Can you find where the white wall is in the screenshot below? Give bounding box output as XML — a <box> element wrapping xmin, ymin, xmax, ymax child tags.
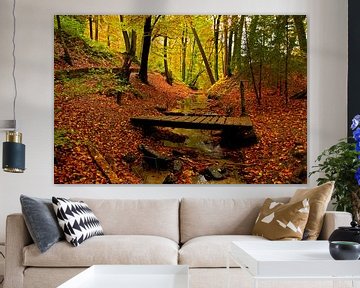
<box><xmin>0</xmin><ymin>0</ymin><xmax>348</xmax><ymax>242</ymax></box>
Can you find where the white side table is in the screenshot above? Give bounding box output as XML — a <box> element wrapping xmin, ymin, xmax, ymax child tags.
<box><xmin>228</xmin><ymin>240</ymin><xmax>360</xmax><ymax>288</ymax></box>
<box><xmin>58</xmin><ymin>265</ymin><xmax>189</xmax><ymax>288</ymax></box>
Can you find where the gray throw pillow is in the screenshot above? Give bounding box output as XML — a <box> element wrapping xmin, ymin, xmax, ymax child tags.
<box><xmin>20</xmin><ymin>195</ymin><xmax>64</xmax><ymax>253</ymax></box>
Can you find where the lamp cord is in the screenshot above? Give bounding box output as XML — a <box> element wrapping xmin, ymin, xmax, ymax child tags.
<box><xmin>11</xmin><ymin>0</ymin><xmax>17</xmax><ymax>129</ymax></box>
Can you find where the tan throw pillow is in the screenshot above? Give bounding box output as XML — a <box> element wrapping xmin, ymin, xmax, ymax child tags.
<box><xmin>289</xmin><ymin>181</ymin><xmax>334</xmax><ymax>240</ymax></box>
<box><xmin>252</xmin><ymin>198</ymin><xmax>310</xmax><ymax>240</ymax></box>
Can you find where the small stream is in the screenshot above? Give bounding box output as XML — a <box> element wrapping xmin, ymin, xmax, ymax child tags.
<box><xmin>164</xmin><ymin>93</ymin><xmax>222</xmax><ymax>156</ymax></box>
<box><xmin>163</xmin><ymin>128</ymin><xmax>222</xmax><ymax>157</ymax></box>
<box><xmin>139</xmin><ymin>92</ymin><xmax>244</xmax><ymax>184</ymax></box>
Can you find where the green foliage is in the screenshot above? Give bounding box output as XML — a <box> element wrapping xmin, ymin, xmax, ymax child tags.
<box><xmin>114</xmin><ymin>78</ymin><xmax>132</xmax><ymax>94</ymax></box>
<box><xmin>55</xmin><ymin>15</ymin><xmax>114</xmax><ymax>61</ymax></box>
<box><xmin>56</xmin><ymin>70</ymin><xmax>143</xmax><ymax>100</ymax></box>
<box><xmin>56</xmin><ymin>70</ymin><xmax>119</xmax><ymax>99</ymax></box>
<box><xmin>115</xmin><ymin>78</ymin><xmax>145</xmax><ymax>99</ymax></box>
<box><xmin>87</xmin><ymin>41</ymin><xmax>114</xmax><ymax>60</ymax></box>
<box><xmin>57</xmin><ymin>76</ymin><xmax>95</xmax><ymax>99</ymax></box>
<box><xmin>54</xmin><ymin>129</ymin><xmax>73</xmax><ymax>148</ymax></box>
<box><xmin>54</xmin><ymin>14</ymin><xmax>307</xmax><ymax>91</ymax></box>
<box><xmin>310</xmin><ymin>139</ymin><xmax>360</xmax><ymax>212</ymax></box>
<box><xmin>54</xmin><ymin>16</ymin><xmax>86</xmax><ymax>39</ymax></box>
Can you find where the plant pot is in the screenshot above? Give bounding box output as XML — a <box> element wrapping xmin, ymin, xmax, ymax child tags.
<box><xmin>329</xmin><ymin>221</ymin><xmax>360</xmax><ymax>244</ymax></box>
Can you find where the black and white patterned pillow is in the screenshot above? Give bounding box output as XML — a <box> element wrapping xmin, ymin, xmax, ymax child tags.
<box><xmin>52</xmin><ymin>197</ymin><xmax>104</xmax><ymax>247</ymax></box>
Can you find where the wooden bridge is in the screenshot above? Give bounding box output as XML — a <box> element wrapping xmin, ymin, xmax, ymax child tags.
<box><xmin>130</xmin><ymin>115</ymin><xmax>253</xmax><ymax>130</ymax></box>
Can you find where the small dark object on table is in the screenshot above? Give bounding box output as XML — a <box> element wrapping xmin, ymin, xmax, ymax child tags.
<box><xmin>329</xmin><ymin>241</ymin><xmax>360</xmax><ymax>260</ymax></box>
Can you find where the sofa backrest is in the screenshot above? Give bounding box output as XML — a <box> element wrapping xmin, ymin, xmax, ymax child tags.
<box><xmin>73</xmin><ymin>198</ymin><xmax>180</xmax><ymax>243</ymax></box>
<box><xmin>180</xmin><ymin>197</ymin><xmax>289</xmax><ymax>243</ymax></box>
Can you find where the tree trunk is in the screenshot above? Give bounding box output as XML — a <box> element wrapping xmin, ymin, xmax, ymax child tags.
<box><xmin>275</xmin><ymin>16</ymin><xmax>284</xmax><ymax>96</ymax></box>
<box><xmin>119</xmin><ymin>16</ymin><xmax>137</xmax><ymax>56</ymax></box>
<box><xmin>244</xmin><ymin>17</ymin><xmax>260</xmax><ymax>105</ymax></box>
<box><xmin>240</xmin><ymin>80</ymin><xmax>246</xmax><ymax>115</ymax></box>
<box><xmin>227</xmin><ymin>16</ymin><xmax>235</xmax><ymax>77</ymax></box>
<box><xmin>188</xmin><ymin>70</ymin><xmax>204</xmax><ymax>90</ymax></box>
<box><xmin>228</xmin><ymin>30</ymin><xmax>233</xmax><ymax>76</ymax></box>
<box><xmin>95</xmin><ymin>15</ymin><xmax>99</xmax><ymax>41</ymax></box>
<box><xmin>214</xmin><ymin>15</ymin><xmax>221</xmax><ymax>81</ymax></box>
<box><xmin>293</xmin><ymin>15</ymin><xmax>307</xmax><ymax>54</ymax></box>
<box><xmin>139</xmin><ymin>16</ymin><xmax>153</xmax><ymax>84</ymax></box>
<box><xmin>89</xmin><ymin>16</ymin><xmax>93</xmax><ymax>40</ymax></box>
<box><xmin>118</xmin><ymin>16</ymin><xmax>137</xmax><ymax>83</ymax></box>
<box><xmin>119</xmin><ymin>54</ymin><xmax>132</xmax><ymax>83</ymax></box>
<box><xmin>248</xmin><ymin>16</ymin><xmax>259</xmax><ymax>48</ymax></box>
<box><xmin>181</xmin><ymin>28</ymin><xmax>187</xmax><ymax>82</ymax></box>
<box><xmin>284</xmin><ymin>16</ymin><xmax>289</xmax><ymax>105</ymax></box>
<box><xmin>130</xmin><ymin>30</ymin><xmax>137</xmax><ymax>57</ymax></box>
<box><xmin>119</xmin><ymin>16</ymin><xmax>131</xmax><ymax>52</ymax></box>
<box><xmin>223</xmin><ymin>16</ymin><xmax>229</xmax><ymax>77</ymax></box>
<box><xmin>191</xmin><ymin>26</ymin><xmax>216</xmax><ymax>85</ymax></box>
<box><xmin>258</xmin><ymin>31</ymin><xmax>264</xmax><ymax>101</ymax></box>
<box><xmin>233</xmin><ymin>16</ymin><xmax>245</xmax><ymax>74</ymax></box>
<box><xmin>56</xmin><ymin>16</ymin><xmax>73</xmax><ymax>66</ymax></box>
<box><xmin>163</xmin><ymin>36</ymin><xmax>173</xmax><ymax>85</ymax></box>
<box><xmin>187</xmin><ymin>37</ymin><xmax>196</xmax><ymax>84</ymax></box>
<box><xmin>107</xmin><ymin>24</ymin><xmax>111</xmax><ymax>47</ymax></box>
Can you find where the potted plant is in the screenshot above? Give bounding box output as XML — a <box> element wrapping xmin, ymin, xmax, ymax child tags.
<box><xmin>310</xmin><ymin>115</ymin><xmax>360</xmax><ymax>222</ymax></box>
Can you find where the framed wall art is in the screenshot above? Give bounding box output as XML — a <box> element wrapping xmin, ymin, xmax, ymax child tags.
<box><xmin>54</xmin><ymin>15</ymin><xmax>307</xmax><ymax>184</ymax></box>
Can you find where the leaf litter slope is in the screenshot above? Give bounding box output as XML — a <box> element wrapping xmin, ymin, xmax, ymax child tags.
<box><xmin>55</xmin><ymin>72</ymin><xmax>193</xmax><ymax>184</ymax></box>
<box><xmin>55</xmin><ymin>71</ymin><xmax>306</xmax><ymax>184</ymax></box>
<box><xmin>209</xmin><ymin>76</ymin><xmax>307</xmax><ymax>184</ymax></box>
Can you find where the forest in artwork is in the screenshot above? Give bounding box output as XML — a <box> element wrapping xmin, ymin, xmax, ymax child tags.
<box><xmin>54</xmin><ymin>15</ymin><xmax>307</xmax><ymax>184</ymax></box>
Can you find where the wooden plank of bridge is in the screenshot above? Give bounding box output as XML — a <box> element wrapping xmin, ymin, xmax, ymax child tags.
<box><xmin>130</xmin><ymin>115</ymin><xmax>253</xmax><ymax>130</ymax></box>
<box><xmin>225</xmin><ymin>117</ymin><xmax>234</xmax><ymax>125</ymax></box>
<box><xmin>186</xmin><ymin>116</ymin><xmax>200</xmax><ymax>122</ymax></box>
<box><xmin>180</xmin><ymin>116</ymin><xmax>193</xmax><ymax>121</ymax></box>
<box><xmin>194</xmin><ymin>116</ymin><xmax>208</xmax><ymax>123</ymax></box>
<box><xmin>226</xmin><ymin>117</ymin><xmax>238</xmax><ymax>125</ymax></box>
<box><xmin>165</xmin><ymin>116</ymin><xmax>180</xmax><ymax>121</ymax></box>
<box><xmin>207</xmin><ymin>116</ymin><xmax>220</xmax><ymax>124</ymax></box>
<box><xmin>216</xmin><ymin>116</ymin><xmax>227</xmax><ymax>125</ymax></box>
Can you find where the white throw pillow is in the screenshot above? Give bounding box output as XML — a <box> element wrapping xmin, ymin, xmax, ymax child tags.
<box><xmin>52</xmin><ymin>197</ymin><xmax>103</xmax><ymax>247</ymax></box>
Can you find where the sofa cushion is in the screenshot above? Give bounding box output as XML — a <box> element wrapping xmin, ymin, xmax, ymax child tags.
<box><xmin>20</xmin><ymin>195</ymin><xmax>64</xmax><ymax>253</ymax></box>
<box><xmin>72</xmin><ymin>198</ymin><xmax>179</xmax><ymax>243</ymax></box>
<box><xmin>23</xmin><ymin>235</ymin><xmax>178</xmax><ymax>267</ymax></box>
<box><xmin>52</xmin><ymin>197</ymin><xmax>104</xmax><ymax>247</ymax></box>
<box><xmin>252</xmin><ymin>198</ymin><xmax>310</xmax><ymax>240</ymax></box>
<box><xmin>180</xmin><ymin>198</ymin><xmax>289</xmax><ymax>243</ymax></box>
<box><xmin>290</xmin><ymin>181</ymin><xmax>334</xmax><ymax>240</ymax></box>
<box><xmin>179</xmin><ymin>235</ymin><xmax>267</xmax><ymax>268</ymax></box>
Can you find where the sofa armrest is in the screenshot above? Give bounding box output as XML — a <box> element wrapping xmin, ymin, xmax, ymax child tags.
<box><xmin>318</xmin><ymin>211</ymin><xmax>352</xmax><ymax>240</ymax></box>
<box><xmin>4</xmin><ymin>213</ymin><xmax>33</xmax><ymax>288</ymax></box>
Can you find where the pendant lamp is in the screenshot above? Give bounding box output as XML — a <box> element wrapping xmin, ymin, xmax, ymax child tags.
<box><xmin>1</xmin><ymin>0</ymin><xmax>26</xmax><ymax>173</ymax></box>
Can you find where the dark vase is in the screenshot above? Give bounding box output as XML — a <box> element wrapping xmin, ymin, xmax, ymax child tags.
<box><xmin>329</xmin><ymin>241</ymin><xmax>360</xmax><ymax>260</ymax></box>
<box><xmin>328</xmin><ymin>221</ymin><xmax>360</xmax><ymax>244</ymax></box>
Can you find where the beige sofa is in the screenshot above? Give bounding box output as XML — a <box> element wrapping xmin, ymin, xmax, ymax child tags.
<box><xmin>4</xmin><ymin>198</ymin><xmax>352</xmax><ymax>288</ymax></box>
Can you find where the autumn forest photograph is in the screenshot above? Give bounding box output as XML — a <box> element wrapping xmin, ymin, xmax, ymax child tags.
<box><xmin>54</xmin><ymin>15</ymin><xmax>307</xmax><ymax>184</ymax></box>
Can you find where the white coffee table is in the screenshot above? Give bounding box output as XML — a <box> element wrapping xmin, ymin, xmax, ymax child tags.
<box><xmin>57</xmin><ymin>265</ymin><xmax>189</xmax><ymax>288</ymax></box>
<box><xmin>229</xmin><ymin>241</ymin><xmax>360</xmax><ymax>288</ymax></box>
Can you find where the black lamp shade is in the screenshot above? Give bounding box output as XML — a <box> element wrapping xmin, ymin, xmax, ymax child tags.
<box><xmin>3</xmin><ymin>141</ymin><xmax>25</xmax><ymax>173</ymax></box>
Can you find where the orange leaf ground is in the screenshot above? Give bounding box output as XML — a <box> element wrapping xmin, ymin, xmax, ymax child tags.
<box><xmin>54</xmin><ymin>70</ymin><xmax>307</xmax><ymax>184</ymax></box>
